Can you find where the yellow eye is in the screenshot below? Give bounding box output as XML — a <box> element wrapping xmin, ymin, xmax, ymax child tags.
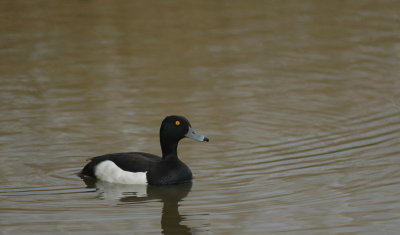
<box><xmin>175</xmin><ymin>120</ymin><xmax>180</xmax><ymax>126</ymax></box>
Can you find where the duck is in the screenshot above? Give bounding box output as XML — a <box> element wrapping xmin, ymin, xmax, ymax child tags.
<box><xmin>81</xmin><ymin>115</ymin><xmax>209</xmax><ymax>185</ymax></box>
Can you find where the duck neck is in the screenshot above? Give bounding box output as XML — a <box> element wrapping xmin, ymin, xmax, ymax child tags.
<box><xmin>160</xmin><ymin>139</ymin><xmax>179</xmax><ymax>159</ymax></box>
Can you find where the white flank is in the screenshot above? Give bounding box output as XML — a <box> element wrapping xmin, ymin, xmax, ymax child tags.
<box><xmin>94</xmin><ymin>160</ymin><xmax>148</xmax><ymax>185</ymax></box>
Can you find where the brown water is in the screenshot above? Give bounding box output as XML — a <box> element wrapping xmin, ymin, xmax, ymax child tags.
<box><xmin>1</xmin><ymin>0</ymin><xmax>400</xmax><ymax>234</ymax></box>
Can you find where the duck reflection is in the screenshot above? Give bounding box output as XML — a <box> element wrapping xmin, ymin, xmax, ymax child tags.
<box><xmin>82</xmin><ymin>177</ymin><xmax>192</xmax><ymax>235</ymax></box>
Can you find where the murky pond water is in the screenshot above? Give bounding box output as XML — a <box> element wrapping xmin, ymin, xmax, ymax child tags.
<box><xmin>1</xmin><ymin>0</ymin><xmax>400</xmax><ymax>234</ymax></box>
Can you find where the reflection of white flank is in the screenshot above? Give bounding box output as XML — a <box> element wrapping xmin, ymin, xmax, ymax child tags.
<box><xmin>96</xmin><ymin>181</ymin><xmax>148</xmax><ymax>199</ymax></box>
<box><xmin>95</xmin><ymin>160</ymin><xmax>147</xmax><ymax>185</ymax></box>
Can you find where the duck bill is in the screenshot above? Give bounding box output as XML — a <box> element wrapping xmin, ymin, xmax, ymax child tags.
<box><xmin>185</xmin><ymin>126</ymin><xmax>209</xmax><ymax>142</ymax></box>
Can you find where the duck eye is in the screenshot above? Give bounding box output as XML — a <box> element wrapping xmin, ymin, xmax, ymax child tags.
<box><xmin>175</xmin><ymin>120</ymin><xmax>180</xmax><ymax>126</ymax></box>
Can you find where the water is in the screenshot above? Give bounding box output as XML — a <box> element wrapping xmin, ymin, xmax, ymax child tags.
<box><xmin>1</xmin><ymin>0</ymin><xmax>400</xmax><ymax>234</ymax></box>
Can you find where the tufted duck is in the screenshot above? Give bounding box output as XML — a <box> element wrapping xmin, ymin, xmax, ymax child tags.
<box><xmin>81</xmin><ymin>115</ymin><xmax>209</xmax><ymax>185</ymax></box>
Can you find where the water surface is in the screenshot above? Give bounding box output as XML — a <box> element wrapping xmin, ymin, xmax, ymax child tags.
<box><xmin>1</xmin><ymin>0</ymin><xmax>400</xmax><ymax>234</ymax></box>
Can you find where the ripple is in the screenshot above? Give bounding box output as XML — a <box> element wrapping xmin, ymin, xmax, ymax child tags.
<box><xmin>0</xmin><ymin>186</ymin><xmax>93</xmax><ymax>197</ymax></box>
<box><xmin>187</xmin><ymin>107</ymin><xmax>400</xmax><ymax>228</ymax></box>
<box><xmin>219</xmin><ymin>109</ymin><xmax>400</xmax><ymax>180</ymax></box>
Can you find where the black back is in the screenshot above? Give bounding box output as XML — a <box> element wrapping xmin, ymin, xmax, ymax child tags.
<box><xmin>81</xmin><ymin>152</ymin><xmax>162</xmax><ymax>177</ymax></box>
